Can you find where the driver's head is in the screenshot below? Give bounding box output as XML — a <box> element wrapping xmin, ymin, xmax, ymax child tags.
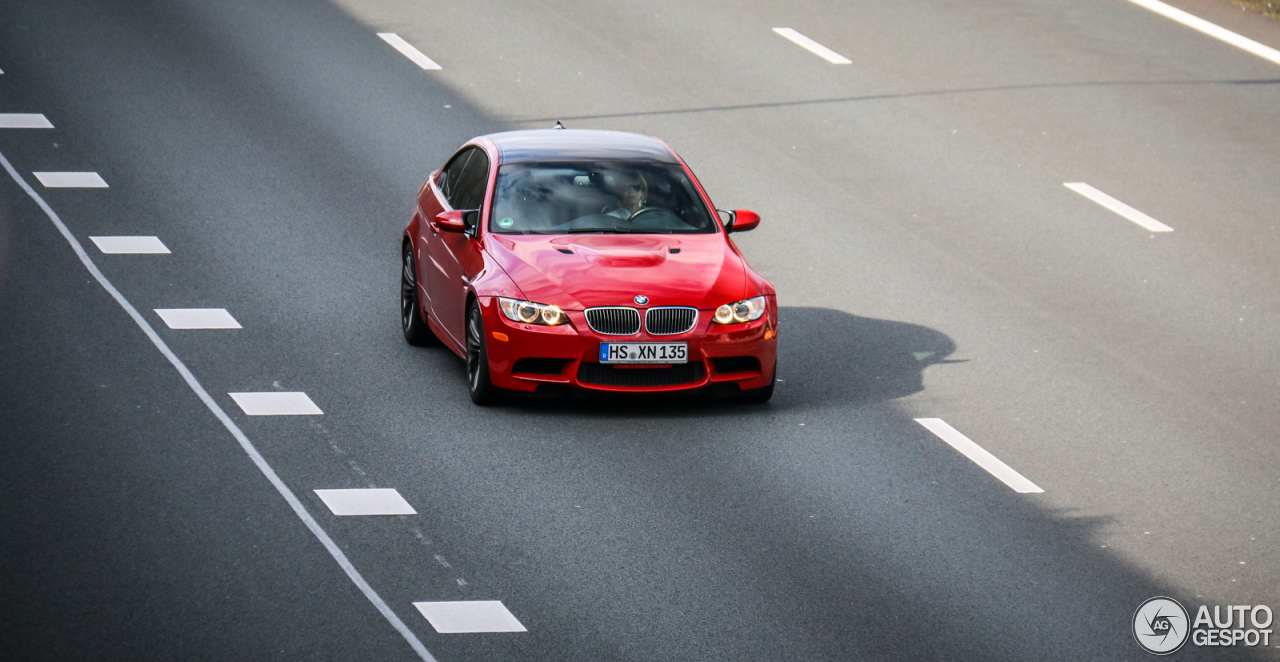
<box><xmin>611</xmin><ymin>171</ymin><xmax>647</xmax><ymax>211</ymax></box>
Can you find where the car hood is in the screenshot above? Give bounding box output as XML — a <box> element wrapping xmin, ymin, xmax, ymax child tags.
<box><xmin>484</xmin><ymin>233</ymin><xmax>746</xmax><ymax>310</ymax></box>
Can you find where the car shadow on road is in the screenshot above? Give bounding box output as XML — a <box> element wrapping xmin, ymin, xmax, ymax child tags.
<box><xmin>772</xmin><ymin>306</ymin><xmax>957</xmax><ymax>408</ymax></box>
<box><xmin>507</xmin><ymin>306</ymin><xmax>956</xmax><ymax>416</ymax></box>
<box><xmin>480</xmin><ymin>308</ymin><xmax>1268</xmax><ymax>661</ymax></box>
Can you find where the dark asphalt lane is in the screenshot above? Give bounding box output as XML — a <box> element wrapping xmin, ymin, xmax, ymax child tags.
<box><xmin>3</xmin><ymin>0</ymin><xmax>1279</xmax><ymax>659</ymax></box>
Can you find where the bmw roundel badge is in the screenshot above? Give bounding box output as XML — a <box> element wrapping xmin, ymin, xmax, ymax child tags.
<box><xmin>633</xmin><ymin>295</ymin><xmax>649</xmax><ymax>305</ymax></box>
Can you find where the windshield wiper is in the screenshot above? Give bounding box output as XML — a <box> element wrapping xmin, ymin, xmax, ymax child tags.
<box><xmin>566</xmin><ymin>227</ymin><xmax>623</xmax><ymax>234</ymax></box>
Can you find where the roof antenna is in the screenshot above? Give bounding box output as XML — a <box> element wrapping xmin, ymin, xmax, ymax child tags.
<box><xmin>553</xmin><ymin>120</ymin><xmax>565</xmax><ymax>130</ymax></box>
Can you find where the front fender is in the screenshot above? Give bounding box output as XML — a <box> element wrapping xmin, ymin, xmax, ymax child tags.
<box><xmin>468</xmin><ymin>250</ymin><xmax>526</xmax><ymax>304</ymax></box>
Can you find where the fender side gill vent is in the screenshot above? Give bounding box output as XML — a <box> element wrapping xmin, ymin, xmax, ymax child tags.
<box><xmin>556</xmin><ymin>248</ymin><xmax>573</xmax><ymax>254</ymax></box>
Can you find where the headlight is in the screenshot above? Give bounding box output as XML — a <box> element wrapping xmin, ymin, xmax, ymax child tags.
<box><xmin>498</xmin><ymin>297</ymin><xmax>567</xmax><ymax>325</ymax></box>
<box><xmin>713</xmin><ymin>296</ymin><xmax>766</xmax><ymax>324</ymax></box>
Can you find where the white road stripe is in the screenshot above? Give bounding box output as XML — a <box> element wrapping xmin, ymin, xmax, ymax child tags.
<box><xmin>1126</xmin><ymin>0</ymin><xmax>1280</xmax><ymax>67</ymax></box>
<box><xmin>90</xmin><ymin>236</ymin><xmax>171</xmax><ymax>254</ymax></box>
<box><xmin>772</xmin><ymin>28</ymin><xmax>852</xmax><ymax>64</ymax></box>
<box><xmin>229</xmin><ymin>392</ymin><xmax>323</xmax><ymax>416</ymax></box>
<box><xmin>33</xmin><ymin>171</ymin><xmax>108</xmax><ymax>188</ymax></box>
<box><xmin>1064</xmin><ymin>182</ymin><xmax>1174</xmax><ymax>232</ymax></box>
<box><xmin>0</xmin><ymin>148</ymin><xmax>437</xmax><ymax>662</ymax></box>
<box><xmin>154</xmin><ymin>308</ymin><xmax>242</xmax><ymax>329</ymax></box>
<box><xmin>377</xmin><ymin>33</ymin><xmax>442</xmax><ymax>70</ymax></box>
<box><xmin>315</xmin><ymin>489</ymin><xmax>417</xmax><ymax>516</ymax></box>
<box><xmin>0</xmin><ymin>114</ymin><xmax>54</xmax><ymax>129</ymax></box>
<box><xmin>413</xmin><ymin>601</ymin><xmax>527</xmax><ymax>633</ymax></box>
<box><xmin>915</xmin><ymin>418</ymin><xmax>1044</xmax><ymax>493</ymax></box>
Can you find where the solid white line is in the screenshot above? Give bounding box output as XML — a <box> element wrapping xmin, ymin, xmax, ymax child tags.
<box><xmin>154</xmin><ymin>308</ymin><xmax>242</xmax><ymax>330</ymax></box>
<box><xmin>772</xmin><ymin>28</ymin><xmax>852</xmax><ymax>64</ymax></box>
<box><xmin>1125</xmin><ymin>0</ymin><xmax>1280</xmax><ymax>66</ymax></box>
<box><xmin>33</xmin><ymin>171</ymin><xmax>108</xmax><ymax>188</ymax></box>
<box><xmin>0</xmin><ymin>148</ymin><xmax>438</xmax><ymax>662</ymax></box>
<box><xmin>377</xmin><ymin>33</ymin><xmax>442</xmax><ymax>70</ymax></box>
<box><xmin>90</xmin><ymin>236</ymin><xmax>170</xmax><ymax>254</ymax></box>
<box><xmin>1064</xmin><ymin>182</ymin><xmax>1174</xmax><ymax>232</ymax></box>
<box><xmin>315</xmin><ymin>489</ymin><xmax>417</xmax><ymax>516</ymax></box>
<box><xmin>915</xmin><ymin>418</ymin><xmax>1044</xmax><ymax>493</ymax></box>
<box><xmin>0</xmin><ymin>114</ymin><xmax>54</xmax><ymax>129</ymax></box>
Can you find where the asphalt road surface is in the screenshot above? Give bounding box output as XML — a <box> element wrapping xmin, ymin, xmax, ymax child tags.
<box><xmin>3</xmin><ymin>0</ymin><xmax>1279</xmax><ymax>659</ymax></box>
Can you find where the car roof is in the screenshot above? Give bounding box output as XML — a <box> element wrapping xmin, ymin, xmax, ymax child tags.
<box><xmin>484</xmin><ymin>129</ymin><xmax>679</xmax><ymax>165</ymax></box>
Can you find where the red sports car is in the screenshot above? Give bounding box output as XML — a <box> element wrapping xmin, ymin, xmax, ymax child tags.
<box><xmin>400</xmin><ymin>129</ymin><xmax>777</xmax><ymax>404</ymax></box>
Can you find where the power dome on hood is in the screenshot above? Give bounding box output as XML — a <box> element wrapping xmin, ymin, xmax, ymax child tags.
<box><xmin>486</xmin><ymin>234</ymin><xmax>746</xmax><ymax>311</ymax></box>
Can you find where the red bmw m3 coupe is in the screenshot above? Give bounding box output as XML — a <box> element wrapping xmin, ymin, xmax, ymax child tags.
<box><xmin>400</xmin><ymin>129</ymin><xmax>777</xmax><ymax>404</ymax></box>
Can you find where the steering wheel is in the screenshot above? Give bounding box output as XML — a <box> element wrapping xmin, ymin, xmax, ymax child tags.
<box><xmin>625</xmin><ymin>207</ymin><xmax>665</xmax><ymax>223</ymax></box>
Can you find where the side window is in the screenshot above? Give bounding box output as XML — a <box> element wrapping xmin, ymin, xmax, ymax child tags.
<box><xmin>452</xmin><ymin>149</ymin><xmax>490</xmax><ymax>211</ymax></box>
<box><xmin>437</xmin><ymin>148</ymin><xmax>473</xmax><ymax>205</ymax></box>
<box><xmin>434</xmin><ymin>145</ymin><xmax>489</xmax><ymax>230</ymax></box>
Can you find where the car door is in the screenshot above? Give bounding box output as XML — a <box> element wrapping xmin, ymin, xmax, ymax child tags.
<box><xmin>423</xmin><ymin>146</ymin><xmax>489</xmax><ymax>346</ymax></box>
<box><xmin>416</xmin><ymin>153</ymin><xmax>458</xmax><ymax>335</ymax></box>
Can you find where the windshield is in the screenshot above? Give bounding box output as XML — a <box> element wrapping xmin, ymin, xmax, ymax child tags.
<box><xmin>489</xmin><ymin>161</ymin><xmax>717</xmax><ymax>234</ymax></box>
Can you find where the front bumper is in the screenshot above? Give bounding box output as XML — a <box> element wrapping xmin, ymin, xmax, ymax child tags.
<box><xmin>477</xmin><ymin>296</ymin><xmax>778</xmax><ymax>394</ymax></box>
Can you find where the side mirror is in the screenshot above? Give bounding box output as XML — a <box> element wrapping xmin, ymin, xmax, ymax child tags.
<box><xmin>433</xmin><ymin>210</ymin><xmax>467</xmax><ymax>233</ymax></box>
<box><xmin>462</xmin><ymin>210</ymin><xmax>480</xmax><ymax>237</ymax></box>
<box><xmin>725</xmin><ymin>209</ymin><xmax>760</xmax><ymax>233</ymax></box>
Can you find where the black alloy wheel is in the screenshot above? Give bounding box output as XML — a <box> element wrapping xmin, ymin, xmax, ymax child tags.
<box><xmin>401</xmin><ymin>243</ymin><xmax>436</xmax><ymax>346</ymax></box>
<box><xmin>466</xmin><ymin>302</ymin><xmax>500</xmax><ymax>405</ymax></box>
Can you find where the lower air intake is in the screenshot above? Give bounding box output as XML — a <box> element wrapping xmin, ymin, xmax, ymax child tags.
<box><xmin>577</xmin><ymin>363</ymin><xmax>705</xmax><ymax>387</ymax></box>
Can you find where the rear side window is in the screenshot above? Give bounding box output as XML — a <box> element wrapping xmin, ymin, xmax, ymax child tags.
<box><xmin>437</xmin><ymin>149</ymin><xmax>468</xmax><ymax>203</ymax></box>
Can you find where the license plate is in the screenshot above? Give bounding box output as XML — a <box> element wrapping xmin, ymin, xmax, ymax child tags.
<box><xmin>600</xmin><ymin>342</ymin><xmax>688</xmax><ymax>364</ymax></box>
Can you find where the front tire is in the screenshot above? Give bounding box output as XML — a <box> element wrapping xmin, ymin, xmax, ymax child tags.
<box><xmin>466</xmin><ymin>302</ymin><xmax>500</xmax><ymax>405</ymax></box>
<box><xmin>401</xmin><ymin>243</ymin><xmax>437</xmax><ymax>346</ymax></box>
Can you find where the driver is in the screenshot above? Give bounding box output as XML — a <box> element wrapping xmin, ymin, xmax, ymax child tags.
<box><xmin>603</xmin><ymin>171</ymin><xmax>648</xmax><ymax>220</ymax></box>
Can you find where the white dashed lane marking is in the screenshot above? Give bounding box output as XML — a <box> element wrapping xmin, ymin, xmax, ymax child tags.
<box><xmin>378</xmin><ymin>33</ymin><xmax>442</xmax><ymax>70</ymax></box>
<box><xmin>315</xmin><ymin>489</ymin><xmax>417</xmax><ymax>516</ymax></box>
<box><xmin>915</xmin><ymin>418</ymin><xmax>1044</xmax><ymax>494</ymax></box>
<box><xmin>0</xmin><ymin>148</ymin><xmax>438</xmax><ymax>661</ymax></box>
<box><xmin>1065</xmin><ymin>182</ymin><xmax>1173</xmax><ymax>233</ymax></box>
<box><xmin>90</xmin><ymin>236</ymin><xmax>171</xmax><ymax>254</ymax></box>
<box><xmin>1126</xmin><ymin>0</ymin><xmax>1280</xmax><ymax>66</ymax></box>
<box><xmin>154</xmin><ymin>308</ymin><xmax>242</xmax><ymax>329</ymax></box>
<box><xmin>229</xmin><ymin>391</ymin><xmax>323</xmax><ymax>416</ymax></box>
<box><xmin>772</xmin><ymin>28</ymin><xmax>852</xmax><ymax>64</ymax></box>
<box><xmin>413</xmin><ymin>601</ymin><xmax>527</xmax><ymax>634</ymax></box>
<box><xmin>33</xmin><ymin>171</ymin><xmax>108</xmax><ymax>188</ymax></box>
<box><xmin>0</xmin><ymin>114</ymin><xmax>54</xmax><ymax>129</ymax></box>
